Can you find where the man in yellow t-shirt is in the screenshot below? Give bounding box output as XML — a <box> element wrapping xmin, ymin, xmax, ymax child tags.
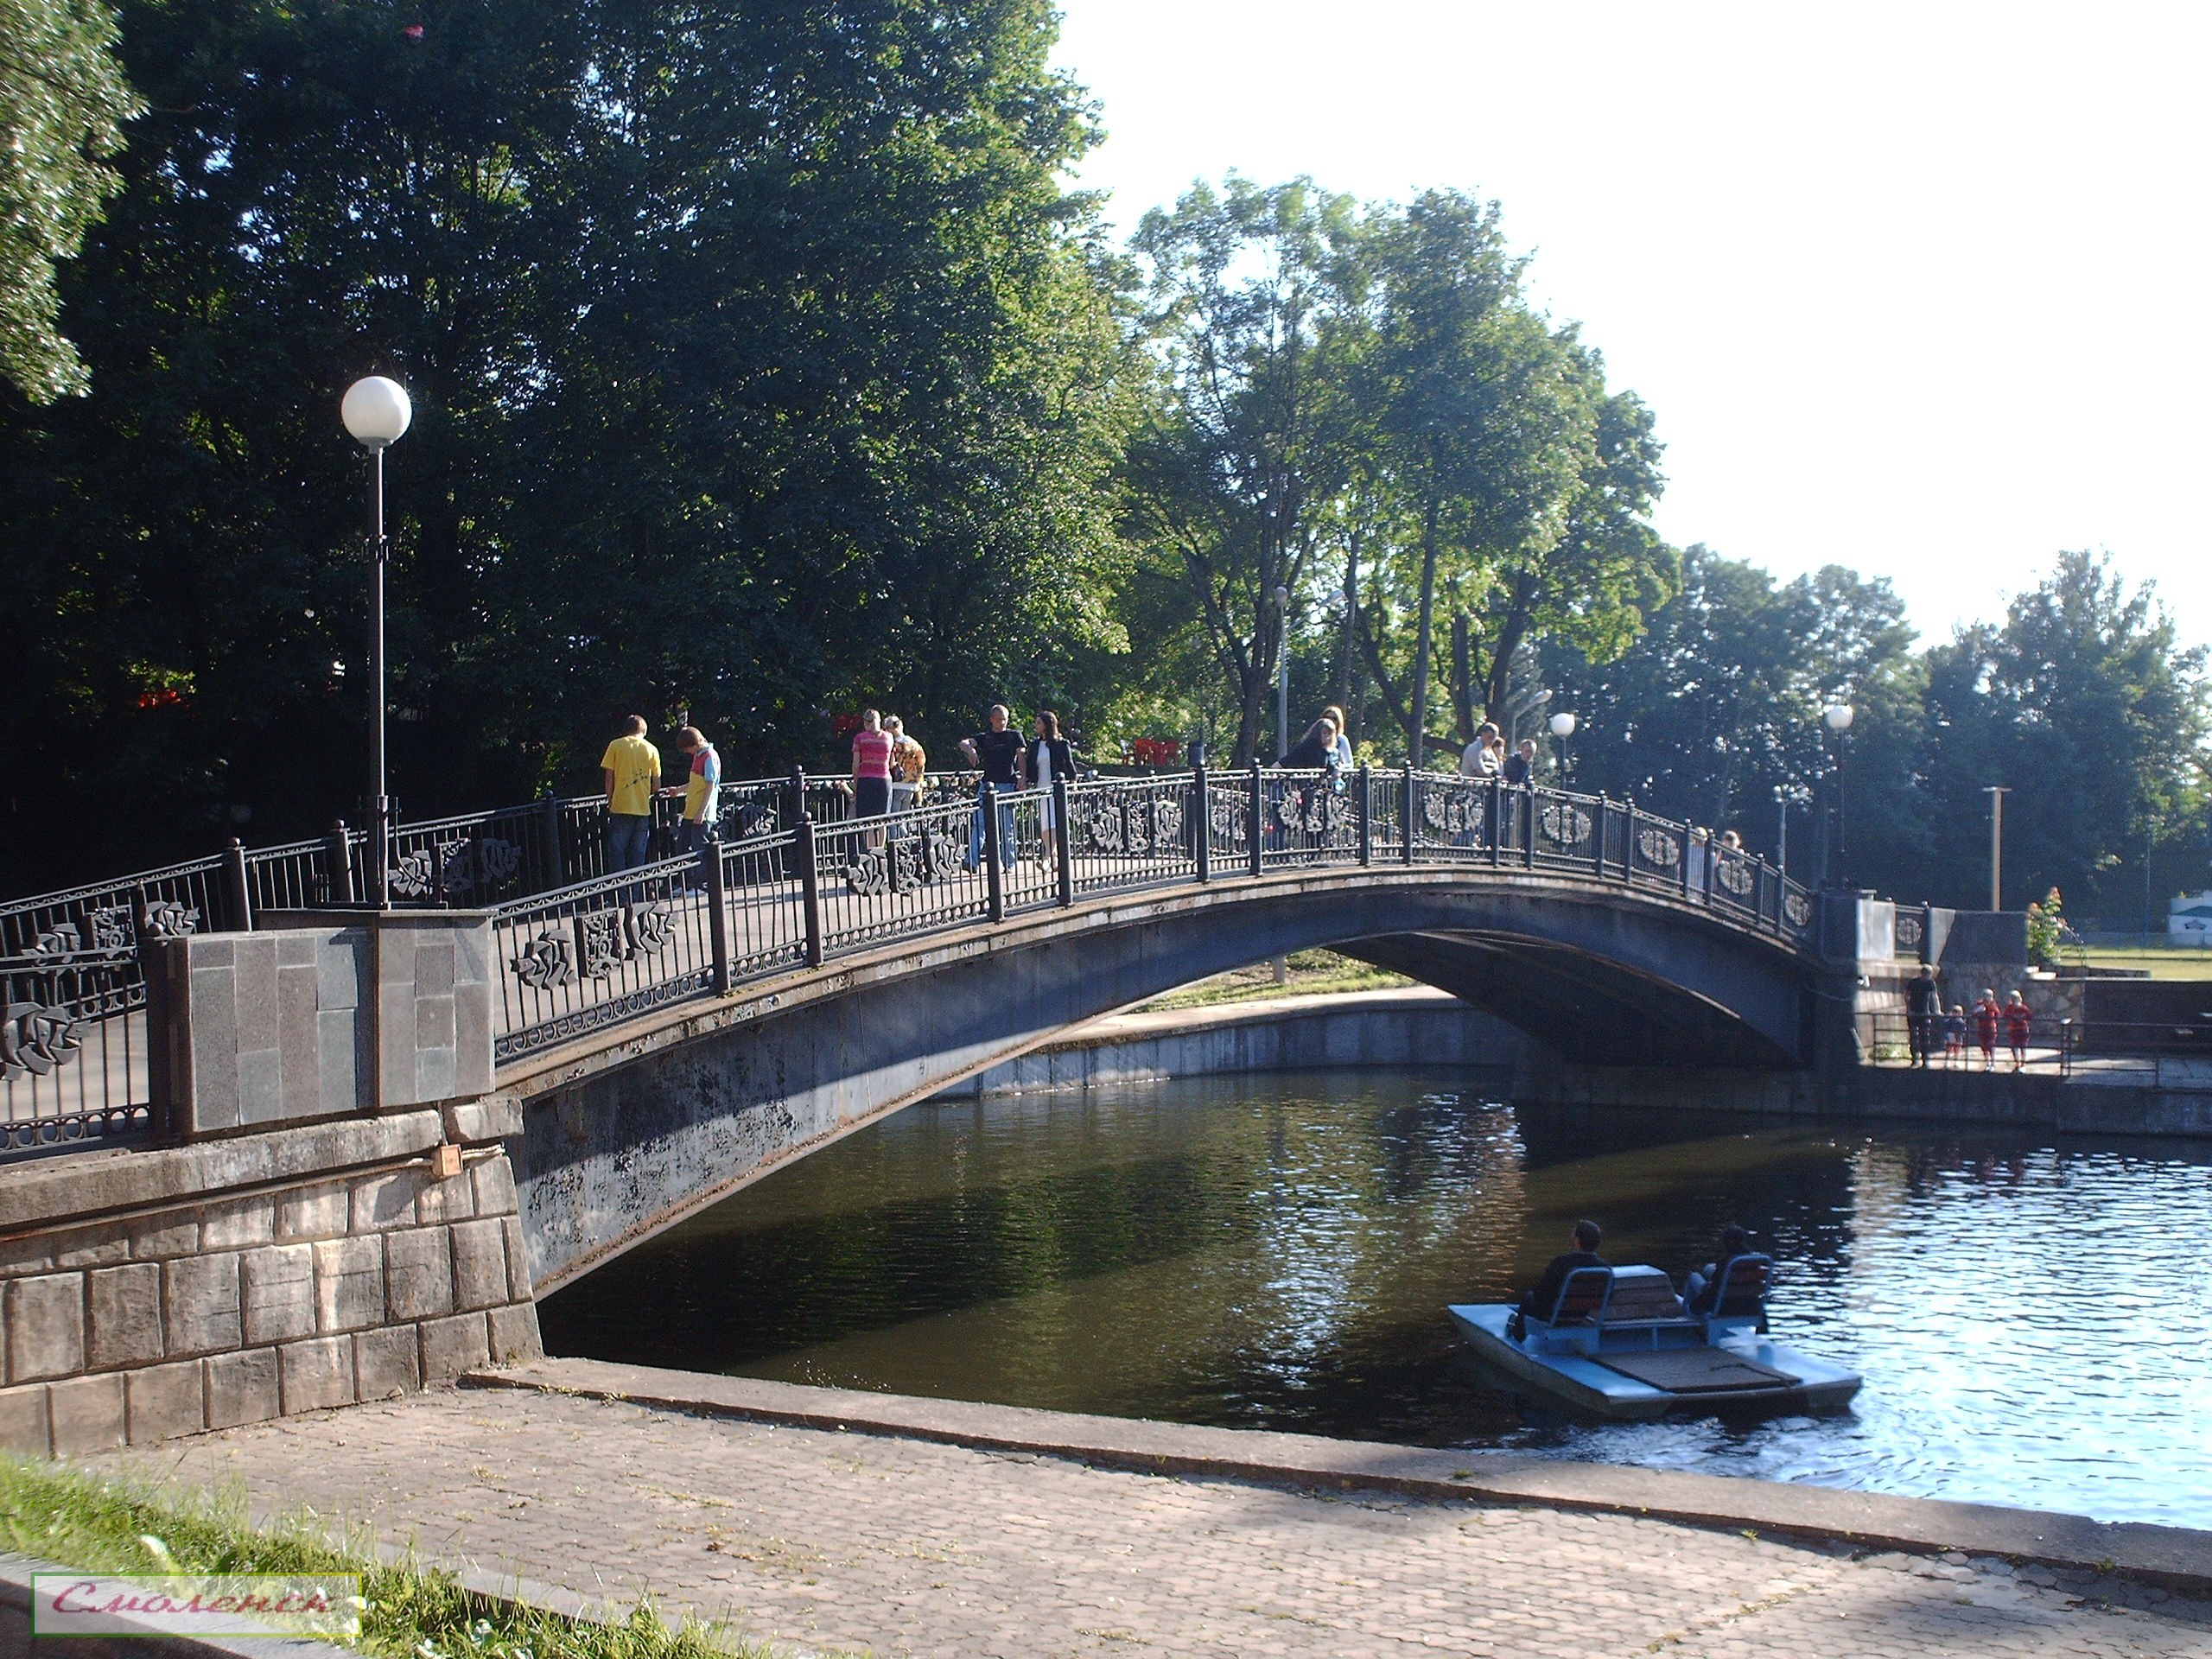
<box><xmin>600</xmin><ymin>715</ymin><xmax>662</xmax><ymax>872</ymax></box>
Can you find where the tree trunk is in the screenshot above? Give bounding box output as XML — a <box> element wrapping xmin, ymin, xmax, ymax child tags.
<box><xmin>1481</xmin><ymin>569</ymin><xmax>1541</xmax><ymax>721</ymax></box>
<box><xmin>1408</xmin><ymin>491</ymin><xmax>1443</xmax><ymax>770</ymax></box>
<box><xmin>1451</xmin><ymin>612</ymin><xmax>1477</xmax><ymax>744</ymax></box>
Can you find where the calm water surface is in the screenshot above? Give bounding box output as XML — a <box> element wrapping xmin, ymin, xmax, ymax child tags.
<box><xmin>541</xmin><ymin>1072</ymin><xmax>2212</xmax><ymax>1528</ymax></box>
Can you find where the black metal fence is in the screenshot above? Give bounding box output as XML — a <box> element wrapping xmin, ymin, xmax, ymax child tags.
<box><xmin>486</xmin><ymin>767</ymin><xmax>1824</xmax><ymax>1062</ymax></box>
<box><xmin>0</xmin><ymin>950</ymin><xmax>151</xmax><ymax>1151</ymax></box>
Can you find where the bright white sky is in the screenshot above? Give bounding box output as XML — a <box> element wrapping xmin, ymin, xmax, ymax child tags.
<box><xmin>1051</xmin><ymin>1</ymin><xmax>2212</xmax><ymax>651</ymax></box>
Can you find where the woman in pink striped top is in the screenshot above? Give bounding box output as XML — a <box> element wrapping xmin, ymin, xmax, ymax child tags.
<box><xmin>851</xmin><ymin>710</ymin><xmax>894</xmax><ymax>842</ymax></box>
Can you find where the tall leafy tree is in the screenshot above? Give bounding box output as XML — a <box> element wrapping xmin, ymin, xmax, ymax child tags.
<box><xmin>0</xmin><ymin>0</ymin><xmax>1130</xmax><ymax>890</ymax></box>
<box><xmin>1920</xmin><ymin>550</ymin><xmax>2209</xmax><ymax>914</ymax></box>
<box><xmin>0</xmin><ymin>0</ymin><xmax>137</xmax><ymax>401</ymax></box>
<box><xmin>1350</xmin><ymin>193</ymin><xmax>1671</xmax><ymax>764</ymax></box>
<box><xmin>1123</xmin><ymin>176</ymin><xmax>1363</xmax><ymax>763</ymax></box>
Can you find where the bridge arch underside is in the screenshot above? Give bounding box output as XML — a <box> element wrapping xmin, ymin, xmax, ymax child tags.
<box><xmin>513</xmin><ymin>877</ymin><xmax>1813</xmax><ymax>1290</ymax></box>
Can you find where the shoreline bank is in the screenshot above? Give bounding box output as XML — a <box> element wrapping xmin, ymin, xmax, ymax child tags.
<box><xmin>941</xmin><ymin>988</ymin><xmax>2212</xmax><ymax>1136</ymax></box>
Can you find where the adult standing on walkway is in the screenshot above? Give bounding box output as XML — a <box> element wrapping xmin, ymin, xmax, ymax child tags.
<box><xmin>1022</xmin><ymin>711</ymin><xmax>1077</xmax><ymax>868</ymax></box>
<box><xmin>885</xmin><ymin>717</ymin><xmax>926</xmax><ymax>818</ymax></box>
<box><xmin>1502</xmin><ymin>738</ymin><xmax>1537</xmax><ymax>787</ymax></box>
<box><xmin>1322</xmin><ymin>705</ymin><xmax>1355</xmax><ymax>772</ymax></box>
<box><xmin>960</xmin><ymin>704</ymin><xmax>1023</xmax><ymax>871</ymax></box>
<box><xmin>851</xmin><ymin>710</ymin><xmax>894</xmax><ymax>849</ymax></box>
<box><xmin>1904</xmin><ymin>962</ymin><xmax>1942</xmax><ymax>1068</ymax></box>
<box><xmin>671</xmin><ymin>726</ymin><xmax>720</xmax><ymax>861</ymax></box>
<box><xmin>601</xmin><ymin>715</ymin><xmax>661</xmax><ymax>872</ymax></box>
<box><xmin>1460</xmin><ymin>721</ymin><xmax>1501</xmax><ymax>780</ymax></box>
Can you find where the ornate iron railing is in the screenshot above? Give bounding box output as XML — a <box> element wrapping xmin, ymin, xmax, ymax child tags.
<box><xmin>0</xmin><ymin>766</ymin><xmax>1827</xmax><ymax>1118</ymax></box>
<box><xmin>483</xmin><ymin>767</ymin><xmax>1822</xmax><ymax>1063</ymax></box>
<box><xmin>0</xmin><ymin>950</ymin><xmax>151</xmax><ymax>1151</ymax></box>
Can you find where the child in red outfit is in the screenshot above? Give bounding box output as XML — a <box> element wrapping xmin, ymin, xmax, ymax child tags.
<box><xmin>1973</xmin><ymin>991</ymin><xmax>2002</xmax><ymax>1071</ymax></box>
<box><xmin>2002</xmin><ymin>991</ymin><xmax>2033</xmax><ymax>1071</ymax></box>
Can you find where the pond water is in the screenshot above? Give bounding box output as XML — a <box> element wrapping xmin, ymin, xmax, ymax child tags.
<box><xmin>539</xmin><ymin>1071</ymin><xmax>2212</xmax><ymax>1529</ymax></box>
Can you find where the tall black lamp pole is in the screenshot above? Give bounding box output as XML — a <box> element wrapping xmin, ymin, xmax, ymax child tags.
<box><xmin>341</xmin><ymin>376</ymin><xmax>412</xmax><ymax>908</ymax></box>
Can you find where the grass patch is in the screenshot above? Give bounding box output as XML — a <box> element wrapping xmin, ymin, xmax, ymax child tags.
<box><xmin>0</xmin><ymin>1458</ymin><xmax>768</xmax><ymax>1658</ymax></box>
<box><xmin>2077</xmin><ymin>947</ymin><xmax>2212</xmax><ymax>980</ymax></box>
<box><xmin>1136</xmin><ymin>948</ymin><xmax>1414</xmax><ymax>1012</ymax></box>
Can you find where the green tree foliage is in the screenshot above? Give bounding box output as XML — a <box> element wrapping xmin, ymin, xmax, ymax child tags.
<box><xmin>1918</xmin><ymin>550</ymin><xmax>2209</xmax><ymax>917</ymax></box>
<box><xmin>1545</xmin><ymin>545</ymin><xmax>2209</xmax><ymax>918</ymax></box>
<box><xmin>1541</xmin><ymin>547</ymin><xmax>1923</xmax><ymax>874</ymax></box>
<box><xmin>1117</xmin><ymin>181</ymin><xmax>1671</xmax><ymax>768</ymax></box>
<box><xmin>0</xmin><ymin>0</ymin><xmax>1128</xmax><ymax>887</ymax></box>
<box><xmin>0</xmin><ymin>0</ymin><xmax>137</xmax><ymax>402</ymax></box>
<box><xmin>1124</xmin><ymin>176</ymin><xmax>1362</xmax><ymax>763</ymax></box>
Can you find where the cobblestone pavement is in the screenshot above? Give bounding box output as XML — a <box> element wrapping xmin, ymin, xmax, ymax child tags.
<box><xmin>100</xmin><ymin>1387</ymin><xmax>2212</xmax><ymax>1659</ymax></box>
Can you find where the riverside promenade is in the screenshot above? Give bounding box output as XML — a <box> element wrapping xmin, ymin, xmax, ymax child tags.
<box><xmin>98</xmin><ymin>1359</ymin><xmax>2212</xmax><ymax>1659</ymax></box>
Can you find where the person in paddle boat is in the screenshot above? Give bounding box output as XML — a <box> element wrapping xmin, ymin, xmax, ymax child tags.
<box><xmin>1681</xmin><ymin>1224</ymin><xmax>1751</xmax><ymax>1316</ymax></box>
<box><xmin>1507</xmin><ymin>1220</ymin><xmax>1607</xmax><ymax>1340</ymax></box>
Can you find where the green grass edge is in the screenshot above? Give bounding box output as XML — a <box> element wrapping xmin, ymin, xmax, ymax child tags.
<box><xmin>0</xmin><ymin>1456</ymin><xmax>774</xmax><ymax>1658</ymax></box>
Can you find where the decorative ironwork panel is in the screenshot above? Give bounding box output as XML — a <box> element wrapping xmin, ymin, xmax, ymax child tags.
<box><xmin>1637</xmin><ymin>828</ymin><xmax>1681</xmax><ymax>868</ymax></box>
<box><xmin>1540</xmin><ymin>804</ymin><xmax>1592</xmax><ymax>848</ymax></box>
<box><xmin>1716</xmin><ymin>856</ymin><xmax>1758</xmax><ymax>896</ymax></box>
<box><xmin>511</xmin><ymin>931</ymin><xmax>578</xmax><ymax>988</ymax></box>
<box><xmin>0</xmin><ymin>1001</ymin><xmax>81</xmax><ymax>1081</ymax></box>
<box><xmin>1784</xmin><ymin>893</ymin><xmax>1814</xmax><ymax>927</ymax></box>
<box><xmin>1895</xmin><ymin>912</ymin><xmax>1923</xmax><ymax>950</ymax></box>
<box><xmin>140</xmin><ymin>901</ymin><xmax>198</xmax><ymax>938</ymax></box>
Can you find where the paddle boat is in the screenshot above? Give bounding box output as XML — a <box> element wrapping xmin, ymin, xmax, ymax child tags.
<box><xmin>1446</xmin><ymin>1255</ymin><xmax>1861</xmax><ymax>1420</ymax></box>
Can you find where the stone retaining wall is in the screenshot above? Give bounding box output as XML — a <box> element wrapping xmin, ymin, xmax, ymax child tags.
<box><xmin>0</xmin><ymin>1110</ymin><xmax>540</xmax><ymax>1459</ymax></box>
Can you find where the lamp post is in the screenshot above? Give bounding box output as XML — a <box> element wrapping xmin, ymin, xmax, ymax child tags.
<box><xmin>1819</xmin><ymin>701</ymin><xmax>1853</xmax><ymax>886</ymax></box>
<box><xmin>1548</xmin><ymin>710</ymin><xmax>1576</xmax><ymax>785</ymax></box>
<box><xmin>1273</xmin><ymin>584</ymin><xmax>1291</xmax><ymax>762</ymax></box>
<box><xmin>341</xmin><ymin>375</ymin><xmax>412</xmax><ymax>907</ymax></box>
<box><xmin>1984</xmin><ymin>785</ymin><xmax>2010</xmax><ymax>910</ymax></box>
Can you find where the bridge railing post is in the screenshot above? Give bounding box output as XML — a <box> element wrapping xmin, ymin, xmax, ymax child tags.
<box><xmin>796</xmin><ymin>817</ymin><xmax>823</xmax><ymax>968</ymax></box>
<box><xmin>1356</xmin><ymin>766</ymin><xmax>1371</xmax><ymax>867</ymax></box>
<box><xmin>1524</xmin><ymin>785</ymin><xmax>1537</xmax><ymax>869</ymax></box>
<box><xmin>1052</xmin><ymin>776</ymin><xmax>1074</xmax><ymax>906</ymax></box>
<box><xmin>1683</xmin><ymin>828</ymin><xmax>1696</xmax><ymax>900</ymax></box>
<box><xmin>1624</xmin><ymin>798</ymin><xmax>1638</xmax><ymax>885</ymax></box>
<box><xmin>326</xmin><ymin>821</ymin><xmax>356</xmax><ymax>906</ymax></box>
<box><xmin>1193</xmin><ymin>766</ymin><xmax>1211</xmax><ymax>882</ymax></box>
<box><xmin>538</xmin><ymin>788</ymin><xmax>565</xmax><ymax>883</ymax></box>
<box><xmin>221</xmin><ymin>839</ymin><xmax>252</xmax><ymax>932</ymax></box>
<box><xmin>1402</xmin><ymin>765</ymin><xmax>1415</xmax><ymax>865</ymax></box>
<box><xmin>982</xmin><ymin>785</ymin><xmax>1007</xmax><ymax>921</ymax></box>
<box><xmin>704</xmin><ymin>837</ymin><xmax>732</xmax><ymax>993</ymax></box>
<box><xmin>1248</xmin><ymin>764</ymin><xmax>1264</xmax><ymax>878</ymax></box>
<box><xmin>1489</xmin><ymin>780</ymin><xmax>1503</xmax><ymax>869</ymax></box>
<box><xmin>1595</xmin><ymin>797</ymin><xmax>1609</xmax><ymax>881</ymax></box>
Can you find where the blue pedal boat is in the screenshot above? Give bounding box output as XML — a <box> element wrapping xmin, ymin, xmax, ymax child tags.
<box><xmin>1446</xmin><ymin>1256</ymin><xmax>1861</xmax><ymax>1420</ymax></box>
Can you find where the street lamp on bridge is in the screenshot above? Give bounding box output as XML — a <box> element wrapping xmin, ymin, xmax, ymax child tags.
<box><xmin>1819</xmin><ymin>701</ymin><xmax>1853</xmax><ymax>887</ymax></box>
<box><xmin>1548</xmin><ymin>709</ymin><xmax>1576</xmax><ymax>784</ymax></box>
<box><xmin>341</xmin><ymin>375</ymin><xmax>413</xmax><ymax>908</ymax></box>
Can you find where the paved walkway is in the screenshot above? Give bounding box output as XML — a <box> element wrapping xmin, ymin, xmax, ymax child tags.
<box><xmin>98</xmin><ymin>1380</ymin><xmax>2212</xmax><ymax>1659</ymax></box>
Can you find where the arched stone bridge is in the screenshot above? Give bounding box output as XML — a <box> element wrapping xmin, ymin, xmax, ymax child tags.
<box><xmin>486</xmin><ymin>768</ymin><xmax>1852</xmax><ymax>1291</ymax></box>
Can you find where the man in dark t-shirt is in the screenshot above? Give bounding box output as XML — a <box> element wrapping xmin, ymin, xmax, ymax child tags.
<box><xmin>962</xmin><ymin>705</ymin><xmax>1025</xmax><ymax>786</ymax></box>
<box><xmin>960</xmin><ymin>703</ymin><xmax>1022</xmax><ymax>868</ymax></box>
<box><xmin>1517</xmin><ymin>1219</ymin><xmax>1609</xmax><ymax>1322</ymax></box>
<box><xmin>1904</xmin><ymin>963</ymin><xmax>1942</xmax><ymax>1067</ymax></box>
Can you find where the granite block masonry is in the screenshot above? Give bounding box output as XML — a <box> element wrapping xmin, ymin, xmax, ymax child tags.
<box><xmin>0</xmin><ymin>1100</ymin><xmax>541</xmax><ymax>1458</ymax></box>
<box><xmin>145</xmin><ymin>915</ymin><xmax>496</xmax><ymax>1139</ymax></box>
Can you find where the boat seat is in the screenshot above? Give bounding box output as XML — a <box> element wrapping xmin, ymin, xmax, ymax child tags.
<box><xmin>1519</xmin><ymin>1265</ymin><xmax>1614</xmax><ymax>1353</ymax></box>
<box><xmin>1598</xmin><ymin>1268</ymin><xmax>1688</xmax><ymax>1326</ymax></box>
<box><xmin>1544</xmin><ymin>1264</ymin><xmax>1613</xmax><ymax>1326</ymax></box>
<box><xmin>1701</xmin><ymin>1253</ymin><xmax>1773</xmax><ymax>1334</ymax></box>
